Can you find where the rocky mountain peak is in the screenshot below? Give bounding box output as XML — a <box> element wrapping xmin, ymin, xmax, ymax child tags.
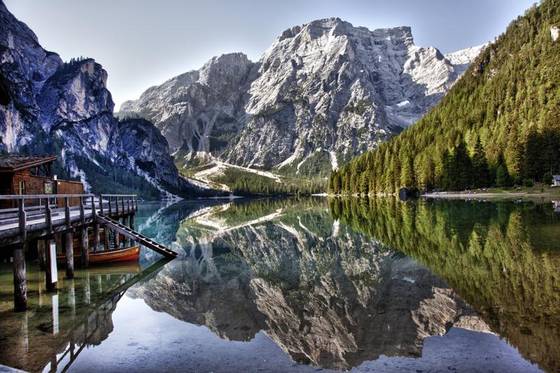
<box><xmin>39</xmin><ymin>58</ymin><xmax>114</xmax><ymax>133</ymax></box>
<box><xmin>121</xmin><ymin>18</ymin><xmax>485</xmax><ymax>177</ymax></box>
<box><xmin>198</xmin><ymin>52</ymin><xmax>254</xmax><ymax>88</ymax></box>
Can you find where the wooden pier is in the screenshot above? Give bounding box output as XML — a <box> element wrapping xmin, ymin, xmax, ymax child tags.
<box><xmin>0</xmin><ymin>193</ymin><xmax>177</xmax><ymax>312</ymax></box>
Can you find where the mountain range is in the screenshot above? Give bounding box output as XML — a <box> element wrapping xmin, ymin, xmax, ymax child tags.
<box><xmin>121</xmin><ymin>18</ymin><xmax>483</xmax><ymax>185</ymax></box>
<box><xmin>0</xmin><ymin>1</ymin><xmax>485</xmax><ymax>196</ymax></box>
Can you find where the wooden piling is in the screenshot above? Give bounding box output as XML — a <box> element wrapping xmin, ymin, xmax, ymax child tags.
<box><xmin>80</xmin><ymin>226</ymin><xmax>89</xmax><ymax>268</ymax></box>
<box><xmin>114</xmin><ymin>226</ymin><xmax>120</xmax><ymax>249</ymax></box>
<box><xmin>129</xmin><ymin>214</ymin><xmax>135</xmax><ymax>230</ymax></box>
<box><xmin>37</xmin><ymin>239</ymin><xmax>46</xmax><ymax>270</ymax></box>
<box><xmin>65</xmin><ymin>231</ymin><xmax>74</xmax><ymax>279</ymax></box>
<box><xmin>45</xmin><ymin>239</ymin><xmax>57</xmax><ymax>292</ymax></box>
<box><xmin>93</xmin><ymin>223</ymin><xmax>100</xmax><ymax>252</ymax></box>
<box><xmin>103</xmin><ymin>226</ymin><xmax>110</xmax><ymax>251</ymax></box>
<box><xmin>13</xmin><ymin>243</ymin><xmax>27</xmax><ymax>311</ymax></box>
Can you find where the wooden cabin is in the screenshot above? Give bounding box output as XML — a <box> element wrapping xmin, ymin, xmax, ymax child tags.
<box><xmin>0</xmin><ymin>155</ymin><xmax>84</xmax><ymax>207</ymax></box>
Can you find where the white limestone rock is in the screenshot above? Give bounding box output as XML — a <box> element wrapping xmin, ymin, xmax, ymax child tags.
<box><xmin>122</xmin><ymin>18</ymin><xmax>484</xmax><ymax>174</ymax></box>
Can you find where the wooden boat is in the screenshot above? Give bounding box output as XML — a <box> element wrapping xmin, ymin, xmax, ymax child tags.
<box><xmin>57</xmin><ymin>246</ymin><xmax>140</xmax><ymax>265</ymax></box>
<box><xmin>89</xmin><ymin>246</ymin><xmax>140</xmax><ymax>264</ymax></box>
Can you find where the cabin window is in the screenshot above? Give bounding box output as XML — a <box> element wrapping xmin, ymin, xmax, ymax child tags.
<box><xmin>44</xmin><ymin>181</ymin><xmax>53</xmax><ymax>194</ymax></box>
<box><xmin>18</xmin><ymin>181</ymin><xmax>26</xmax><ymax>195</ymax></box>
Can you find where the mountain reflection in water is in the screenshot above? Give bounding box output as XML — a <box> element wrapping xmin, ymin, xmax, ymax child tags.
<box><xmin>128</xmin><ymin>198</ymin><xmax>555</xmax><ymax>371</ymax></box>
<box><xmin>1</xmin><ymin>197</ymin><xmax>557</xmax><ymax>372</ymax></box>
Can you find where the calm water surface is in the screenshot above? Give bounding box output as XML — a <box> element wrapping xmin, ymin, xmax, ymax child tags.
<box><xmin>1</xmin><ymin>197</ymin><xmax>559</xmax><ymax>372</ymax></box>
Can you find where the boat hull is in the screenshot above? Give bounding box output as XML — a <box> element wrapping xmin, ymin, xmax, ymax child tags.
<box><xmin>90</xmin><ymin>246</ymin><xmax>140</xmax><ymax>264</ymax></box>
<box><xmin>57</xmin><ymin>246</ymin><xmax>140</xmax><ymax>265</ymax></box>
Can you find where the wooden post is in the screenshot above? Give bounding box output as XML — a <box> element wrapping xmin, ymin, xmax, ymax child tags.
<box><xmin>13</xmin><ymin>198</ymin><xmax>28</xmax><ymax>311</ymax></box>
<box><xmin>113</xmin><ymin>227</ymin><xmax>120</xmax><ymax>249</ymax></box>
<box><xmin>80</xmin><ymin>226</ymin><xmax>89</xmax><ymax>268</ymax></box>
<box><xmin>79</xmin><ymin>196</ymin><xmax>85</xmax><ymax>223</ymax></box>
<box><xmin>64</xmin><ymin>197</ymin><xmax>70</xmax><ymax>227</ymax></box>
<box><xmin>13</xmin><ymin>243</ymin><xmax>27</xmax><ymax>312</ymax></box>
<box><xmin>18</xmin><ymin>199</ymin><xmax>26</xmax><ymax>241</ymax></box>
<box><xmin>65</xmin><ymin>231</ymin><xmax>74</xmax><ymax>279</ymax></box>
<box><xmin>121</xmin><ymin>197</ymin><xmax>125</xmax><ymax>215</ymax></box>
<box><xmin>63</xmin><ymin>197</ymin><xmax>74</xmax><ymax>279</ymax></box>
<box><xmin>125</xmin><ymin>216</ymin><xmax>132</xmax><ymax>246</ymax></box>
<box><xmin>45</xmin><ymin>239</ymin><xmax>57</xmax><ymax>292</ymax></box>
<box><xmin>79</xmin><ymin>196</ymin><xmax>89</xmax><ymax>267</ymax></box>
<box><xmin>37</xmin><ymin>239</ymin><xmax>46</xmax><ymax>270</ymax></box>
<box><xmin>103</xmin><ymin>226</ymin><xmax>110</xmax><ymax>251</ymax></box>
<box><xmin>93</xmin><ymin>223</ymin><xmax>100</xmax><ymax>252</ymax></box>
<box><xmin>46</xmin><ymin>199</ymin><xmax>53</xmax><ymax>233</ymax></box>
<box><xmin>129</xmin><ymin>213</ymin><xmax>135</xmax><ymax>230</ymax></box>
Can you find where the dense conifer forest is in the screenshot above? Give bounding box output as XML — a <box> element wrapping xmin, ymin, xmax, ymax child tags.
<box><xmin>329</xmin><ymin>0</ymin><xmax>560</xmax><ymax>194</ymax></box>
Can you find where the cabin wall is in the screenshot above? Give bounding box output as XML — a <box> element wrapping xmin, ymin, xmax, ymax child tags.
<box><xmin>11</xmin><ymin>170</ymin><xmax>52</xmax><ymax>195</ymax></box>
<box><xmin>0</xmin><ymin>170</ymin><xmax>83</xmax><ymax>207</ymax></box>
<box><xmin>0</xmin><ymin>174</ymin><xmax>12</xmax><ymax>194</ymax></box>
<box><xmin>2</xmin><ymin>171</ymin><xmax>54</xmax><ymax>207</ymax></box>
<box><xmin>56</xmin><ymin>180</ymin><xmax>85</xmax><ymax>206</ymax></box>
<box><xmin>0</xmin><ymin>174</ymin><xmax>13</xmax><ymax>209</ymax></box>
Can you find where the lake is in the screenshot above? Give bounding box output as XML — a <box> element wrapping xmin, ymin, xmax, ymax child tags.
<box><xmin>0</xmin><ymin>197</ymin><xmax>559</xmax><ymax>372</ymax></box>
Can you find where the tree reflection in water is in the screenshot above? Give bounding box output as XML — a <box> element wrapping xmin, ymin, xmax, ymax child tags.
<box><xmin>329</xmin><ymin>197</ymin><xmax>560</xmax><ymax>373</ymax></box>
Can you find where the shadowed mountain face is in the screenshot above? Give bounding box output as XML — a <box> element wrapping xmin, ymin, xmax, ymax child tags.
<box><xmin>129</xmin><ymin>199</ymin><xmax>489</xmax><ymax>369</ymax></box>
<box><xmin>0</xmin><ymin>3</ymin><xmax>202</xmax><ymax>197</ymax></box>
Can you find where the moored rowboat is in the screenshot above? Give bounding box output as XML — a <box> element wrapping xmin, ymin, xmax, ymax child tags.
<box><xmin>89</xmin><ymin>246</ymin><xmax>140</xmax><ymax>264</ymax></box>
<box><xmin>57</xmin><ymin>246</ymin><xmax>140</xmax><ymax>265</ymax></box>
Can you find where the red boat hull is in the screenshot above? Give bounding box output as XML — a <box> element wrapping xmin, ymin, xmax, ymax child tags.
<box><xmin>57</xmin><ymin>246</ymin><xmax>140</xmax><ymax>265</ymax></box>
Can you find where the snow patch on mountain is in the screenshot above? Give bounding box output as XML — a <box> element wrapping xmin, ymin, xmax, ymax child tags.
<box><xmin>551</xmin><ymin>26</ymin><xmax>559</xmax><ymax>42</ymax></box>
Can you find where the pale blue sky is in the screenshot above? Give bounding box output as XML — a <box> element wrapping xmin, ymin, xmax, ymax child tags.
<box><xmin>4</xmin><ymin>0</ymin><xmax>536</xmax><ymax>109</ymax></box>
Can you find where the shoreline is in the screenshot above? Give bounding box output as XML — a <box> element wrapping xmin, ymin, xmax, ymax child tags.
<box><xmin>423</xmin><ymin>191</ymin><xmax>559</xmax><ymax>201</ymax></box>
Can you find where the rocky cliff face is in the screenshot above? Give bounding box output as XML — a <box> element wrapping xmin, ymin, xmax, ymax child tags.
<box><xmin>0</xmin><ymin>2</ymin><xmax>200</xmax><ymax>197</ymax></box>
<box><xmin>122</xmin><ymin>18</ymin><xmax>484</xmax><ymax>175</ymax></box>
<box><xmin>121</xmin><ymin>53</ymin><xmax>257</xmax><ymax>161</ymax></box>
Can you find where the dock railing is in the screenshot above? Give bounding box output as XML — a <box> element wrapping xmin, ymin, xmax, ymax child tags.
<box><xmin>0</xmin><ymin>194</ymin><xmax>138</xmax><ymax>244</ymax></box>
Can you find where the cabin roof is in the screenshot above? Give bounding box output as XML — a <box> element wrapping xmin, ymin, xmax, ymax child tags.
<box><xmin>0</xmin><ymin>155</ymin><xmax>57</xmax><ymax>173</ymax></box>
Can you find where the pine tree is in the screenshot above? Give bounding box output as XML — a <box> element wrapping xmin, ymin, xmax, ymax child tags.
<box><xmin>472</xmin><ymin>138</ymin><xmax>490</xmax><ymax>187</ymax></box>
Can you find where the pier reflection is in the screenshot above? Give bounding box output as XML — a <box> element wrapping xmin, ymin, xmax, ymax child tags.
<box><xmin>0</xmin><ymin>261</ymin><xmax>166</xmax><ymax>372</ymax></box>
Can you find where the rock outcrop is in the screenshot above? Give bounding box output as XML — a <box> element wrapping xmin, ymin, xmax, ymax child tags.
<box><xmin>121</xmin><ymin>53</ymin><xmax>257</xmax><ymax>160</ymax></box>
